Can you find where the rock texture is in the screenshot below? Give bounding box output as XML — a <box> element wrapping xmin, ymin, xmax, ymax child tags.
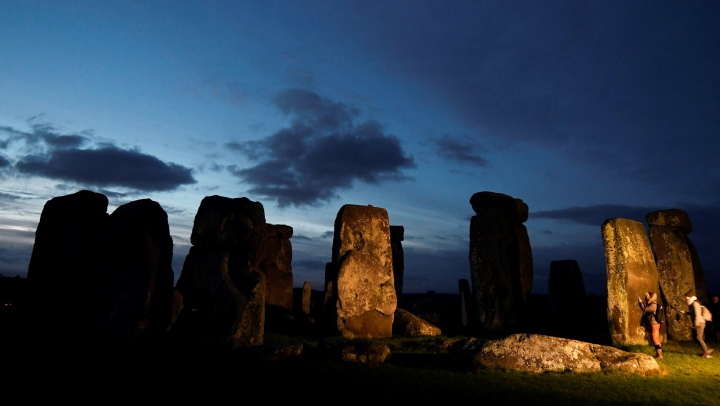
<box><xmin>646</xmin><ymin>209</ymin><xmax>704</xmax><ymax>340</ymax></box>
<box><xmin>548</xmin><ymin>260</ymin><xmax>587</xmax><ymax>336</ymax></box>
<box><xmin>23</xmin><ymin>190</ymin><xmax>110</xmax><ymax>340</ymax></box>
<box><xmin>261</xmin><ymin>224</ymin><xmax>293</xmax><ymax>310</ymax></box>
<box><xmin>473</xmin><ymin>334</ymin><xmax>659</xmax><ymax>374</ymax></box>
<box><xmin>175</xmin><ymin>196</ymin><xmax>266</xmax><ymax>348</ymax></box>
<box><xmin>95</xmin><ymin>199</ymin><xmax>175</xmax><ymax>343</ymax></box>
<box><xmin>316</xmin><ymin>337</ymin><xmax>392</xmax><ymax>364</ymax></box>
<box><xmin>390</xmin><ymin>225</ymin><xmax>405</xmax><ymax>298</ymax></box>
<box><xmin>393</xmin><ymin>308</ymin><xmax>441</xmax><ymax>336</ymax></box>
<box><xmin>469</xmin><ymin>191</ymin><xmax>533</xmax><ymax>331</ymax></box>
<box><xmin>325</xmin><ymin>204</ymin><xmax>396</xmax><ymax>338</ymax></box>
<box><xmin>602</xmin><ymin>218</ymin><xmax>662</xmax><ymax>345</ymax></box>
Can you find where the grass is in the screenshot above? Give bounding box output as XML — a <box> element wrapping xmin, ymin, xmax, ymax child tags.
<box><xmin>2</xmin><ymin>331</ymin><xmax>719</xmax><ymax>404</ymax></box>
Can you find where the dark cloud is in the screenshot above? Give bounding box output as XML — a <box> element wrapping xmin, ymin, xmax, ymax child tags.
<box><xmin>16</xmin><ymin>146</ymin><xmax>196</xmax><ymax>192</ymax></box>
<box><xmin>227</xmin><ymin>89</ymin><xmax>415</xmax><ymax>207</ymax></box>
<box><xmin>320</xmin><ymin>231</ymin><xmax>333</xmax><ymax>239</ymax></box>
<box><xmin>293</xmin><ymin>234</ymin><xmax>312</xmax><ymax>241</ymax></box>
<box><xmin>533</xmin><ymin>204</ymin><xmax>660</xmax><ymax>226</ymax></box>
<box><xmin>434</xmin><ymin>135</ymin><xmax>488</xmax><ymax>167</ymax></box>
<box><xmin>0</xmin><ymin>122</ymin><xmax>89</xmax><ymax>151</ymax></box>
<box><xmin>347</xmin><ymin>2</ymin><xmax>720</xmax><ymax>199</ymax></box>
<box><xmin>0</xmin><ymin>192</ymin><xmax>21</xmax><ymax>201</ymax></box>
<box><xmin>0</xmin><ymin>155</ymin><xmax>10</xmax><ymax>168</ymax></box>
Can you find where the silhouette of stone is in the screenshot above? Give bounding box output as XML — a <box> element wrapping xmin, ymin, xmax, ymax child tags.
<box><xmin>390</xmin><ymin>225</ymin><xmax>404</xmax><ymax>298</ymax></box>
<box><xmin>301</xmin><ymin>282</ymin><xmax>312</xmax><ymax>315</ymax></box>
<box><xmin>459</xmin><ymin>279</ymin><xmax>472</xmax><ymax>328</ymax></box>
<box><xmin>474</xmin><ymin>334</ymin><xmax>659</xmax><ymax>374</ymax></box>
<box><xmin>261</xmin><ymin>224</ymin><xmax>293</xmax><ymax>310</ymax></box>
<box><xmin>548</xmin><ymin>260</ymin><xmax>587</xmax><ymax>336</ymax></box>
<box><xmin>317</xmin><ymin>337</ymin><xmax>392</xmax><ymax>364</ymax></box>
<box><xmin>646</xmin><ymin>209</ymin><xmax>704</xmax><ymax>340</ymax></box>
<box><xmin>602</xmin><ymin>218</ymin><xmax>661</xmax><ymax>345</ymax></box>
<box><xmin>175</xmin><ymin>196</ymin><xmax>267</xmax><ymax>347</ymax></box>
<box><xmin>325</xmin><ymin>204</ymin><xmax>396</xmax><ymax>338</ymax></box>
<box><xmin>393</xmin><ymin>308</ymin><xmax>441</xmax><ymax>336</ymax></box>
<box><xmin>24</xmin><ymin>190</ymin><xmax>109</xmax><ymax>341</ymax></box>
<box><xmin>469</xmin><ymin>191</ymin><xmax>533</xmax><ymax>331</ymax></box>
<box><xmin>169</xmin><ymin>289</ymin><xmax>183</xmax><ymax>330</ymax></box>
<box><xmin>95</xmin><ymin>199</ymin><xmax>175</xmax><ymax>343</ymax></box>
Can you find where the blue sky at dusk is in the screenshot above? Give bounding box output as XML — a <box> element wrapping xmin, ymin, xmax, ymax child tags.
<box><xmin>1</xmin><ymin>1</ymin><xmax>718</xmax><ymax>295</ymax></box>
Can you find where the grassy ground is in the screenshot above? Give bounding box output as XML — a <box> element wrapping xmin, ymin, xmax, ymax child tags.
<box><xmin>2</xmin><ymin>331</ymin><xmax>718</xmax><ymax>404</ymax></box>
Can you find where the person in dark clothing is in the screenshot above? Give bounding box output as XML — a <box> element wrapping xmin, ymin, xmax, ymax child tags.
<box><xmin>638</xmin><ymin>292</ymin><xmax>663</xmax><ymax>359</ymax></box>
<box><xmin>684</xmin><ymin>294</ymin><xmax>713</xmax><ymax>358</ymax></box>
<box><xmin>708</xmin><ymin>295</ymin><xmax>720</xmax><ymax>342</ymax></box>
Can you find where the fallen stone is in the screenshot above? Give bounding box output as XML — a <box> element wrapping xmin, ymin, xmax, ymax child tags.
<box><xmin>266</xmin><ymin>342</ymin><xmax>304</xmax><ymax>361</ymax></box>
<box><xmin>393</xmin><ymin>308</ymin><xmax>441</xmax><ymax>336</ymax></box>
<box><xmin>316</xmin><ymin>337</ymin><xmax>391</xmax><ymax>364</ymax></box>
<box><xmin>474</xmin><ymin>334</ymin><xmax>659</xmax><ymax>374</ymax></box>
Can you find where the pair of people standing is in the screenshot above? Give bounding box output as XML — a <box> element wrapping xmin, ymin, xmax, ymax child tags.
<box><xmin>640</xmin><ymin>292</ymin><xmax>714</xmax><ymax>359</ymax></box>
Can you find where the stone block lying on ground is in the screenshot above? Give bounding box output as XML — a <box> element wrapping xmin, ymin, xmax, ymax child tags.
<box><xmin>316</xmin><ymin>337</ymin><xmax>392</xmax><ymax>364</ymax></box>
<box><xmin>393</xmin><ymin>308</ymin><xmax>441</xmax><ymax>336</ymax></box>
<box><xmin>469</xmin><ymin>333</ymin><xmax>659</xmax><ymax>374</ymax></box>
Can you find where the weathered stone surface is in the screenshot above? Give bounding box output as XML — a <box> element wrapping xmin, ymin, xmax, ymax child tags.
<box><xmin>646</xmin><ymin>209</ymin><xmax>697</xmax><ymax>340</ymax></box>
<box><xmin>473</xmin><ymin>334</ymin><xmax>659</xmax><ymax>374</ymax></box>
<box><xmin>469</xmin><ymin>191</ymin><xmax>533</xmax><ymax>331</ymax></box>
<box><xmin>266</xmin><ymin>342</ymin><xmax>303</xmax><ymax>361</ymax></box>
<box><xmin>316</xmin><ymin>337</ymin><xmax>392</xmax><ymax>364</ymax></box>
<box><xmin>175</xmin><ymin>196</ymin><xmax>267</xmax><ymax>347</ymax></box>
<box><xmin>261</xmin><ymin>224</ymin><xmax>293</xmax><ymax>310</ymax></box>
<box><xmin>602</xmin><ymin>218</ymin><xmax>661</xmax><ymax>345</ymax></box>
<box><xmin>548</xmin><ymin>260</ymin><xmax>587</xmax><ymax>330</ymax></box>
<box><xmin>301</xmin><ymin>282</ymin><xmax>312</xmax><ymax>315</ymax></box>
<box><xmin>390</xmin><ymin>225</ymin><xmax>404</xmax><ymax>298</ymax></box>
<box><xmin>393</xmin><ymin>308</ymin><xmax>441</xmax><ymax>336</ymax></box>
<box><xmin>95</xmin><ymin>199</ymin><xmax>175</xmax><ymax>343</ymax></box>
<box><xmin>23</xmin><ymin>190</ymin><xmax>109</xmax><ymax>338</ymax></box>
<box><xmin>326</xmin><ymin>204</ymin><xmax>396</xmax><ymax>338</ymax></box>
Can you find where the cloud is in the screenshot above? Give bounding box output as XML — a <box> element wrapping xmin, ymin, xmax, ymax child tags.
<box><xmin>226</xmin><ymin>89</ymin><xmax>415</xmax><ymax>207</ymax></box>
<box><xmin>16</xmin><ymin>146</ymin><xmax>196</xmax><ymax>192</ymax></box>
<box><xmin>533</xmin><ymin>204</ymin><xmax>660</xmax><ymax>226</ymax></box>
<box><xmin>348</xmin><ymin>2</ymin><xmax>720</xmax><ymax>199</ymax></box>
<box><xmin>0</xmin><ymin>155</ymin><xmax>10</xmax><ymax>168</ymax></box>
<box><xmin>434</xmin><ymin>135</ymin><xmax>488</xmax><ymax>167</ymax></box>
<box><xmin>320</xmin><ymin>231</ymin><xmax>333</xmax><ymax>239</ymax></box>
<box><xmin>293</xmin><ymin>234</ymin><xmax>312</xmax><ymax>241</ymax></box>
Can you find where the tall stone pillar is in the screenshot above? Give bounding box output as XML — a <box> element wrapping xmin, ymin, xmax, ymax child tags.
<box><xmin>175</xmin><ymin>196</ymin><xmax>267</xmax><ymax>348</ymax></box>
<box><xmin>469</xmin><ymin>191</ymin><xmax>533</xmax><ymax>331</ymax></box>
<box><xmin>646</xmin><ymin>209</ymin><xmax>704</xmax><ymax>340</ymax></box>
<box><xmin>390</xmin><ymin>225</ymin><xmax>405</xmax><ymax>298</ymax></box>
<box><xmin>548</xmin><ymin>260</ymin><xmax>587</xmax><ymax>336</ymax></box>
<box><xmin>324</xmin><ymin>204</ymin><xmax>397</xmax><ymax>338</ymax></box>
<box><xmin>261</xmin><ymin>224</ymin><xmax>294</xmax><ymax>310</ymax></box>
<box><xmin>602</xmin><ymin>218</ymin><xmax>662</xmax><ymax>345</ymax></box>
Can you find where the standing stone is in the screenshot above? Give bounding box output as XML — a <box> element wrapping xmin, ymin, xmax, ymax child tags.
<box><xmin>175</xmin><ymin>196</ymin><xmax>267</xmax><ymax>347</ymax></box>
<box><xmin>469</xmin><ymin>191</ymin><xmax>533</xmax><ymax>331</ymax></box>
<box><xmin>261</xmin><ymin>224</ymin><xmax>294</xmax><ymax>310</ymax></box>
<box><xmin>301</xmin><ymin>282</ymin><xmax>312</xmax><ymax>315</ymax></box>
<box><xmin>548</xmin><ymin>260</ymin><xmax>587</xmax><ymax>336</ymax></box>
<box><xmin>390</xmin><ymin>226</ymin><xmax>405</xmax><ymax>298</ymax></box>
<box><xmin>602</xmin><ymin>218</ymin><xmax>662</xmax><ymax>345</ymax></box>
<box><xmin>23</xmin><ymin>190</ymin><xmax>109</xmax><ymax>340</ymax></box>
<box><xmin>646</xmin><ymin>209</ymin><xmax>703</xmax><ymax>340</ymax></box>
<box><xmin>459</xmin><ymin>279</ymin><xmax>472</xmax><ymax>328</ymax></box>
<box><xmin>325</xmin><ymin>204</ymin><xmax>397</xmax><ymax>338</ymax></box>
<box><xmin>95</xmin><ymin>199</ymin><xmax>175</xmax><ymax>343</ymax></box>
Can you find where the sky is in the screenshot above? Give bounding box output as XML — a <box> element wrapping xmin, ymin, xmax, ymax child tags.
<box><xmin>0</xmin><ymin>1</ymin><xmax>718</xmax><ymax>296</ymax></box>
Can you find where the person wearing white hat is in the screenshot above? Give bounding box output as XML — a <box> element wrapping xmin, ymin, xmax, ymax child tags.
<box><xmin>684</xmin><ymin>293</ymin><xmax>713</xmax><ymax>358</ymax></box>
